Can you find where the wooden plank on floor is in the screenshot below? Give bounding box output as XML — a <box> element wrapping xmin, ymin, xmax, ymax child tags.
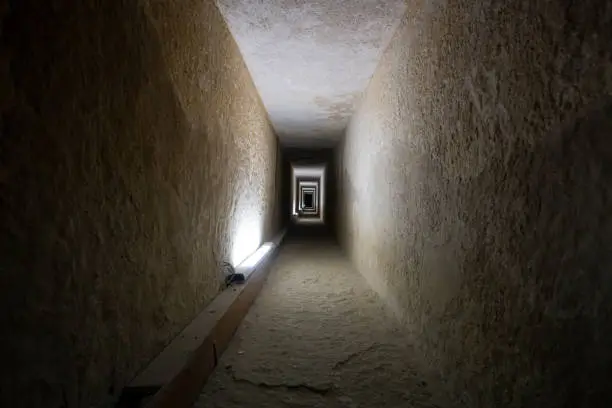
<box><xmin>135</xmin><ymin>232</ymin><xmax>284</xmax><ymax>408</ymax></box>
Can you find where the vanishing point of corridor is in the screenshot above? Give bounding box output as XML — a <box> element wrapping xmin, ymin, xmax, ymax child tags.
<box><xmin>2</xmin><ymin>1</ymin><xmax>612</xmax><ymax>408</ymax></box>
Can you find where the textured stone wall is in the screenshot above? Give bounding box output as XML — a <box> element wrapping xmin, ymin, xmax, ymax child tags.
<box><xmin>337</xmin><ymin>0</ymin><xmax>612</xmax><ymax>406</ymax></box>
<box><xmin>0</xmin><ymin>1</ymin><xmax>279</xmax><ymax>407</ymax></box>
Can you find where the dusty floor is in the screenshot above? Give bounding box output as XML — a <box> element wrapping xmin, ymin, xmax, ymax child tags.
<box><xmin>193</xmin><ymin>239</ymin><xmax>441</xmax><ymax>408</ymax></box>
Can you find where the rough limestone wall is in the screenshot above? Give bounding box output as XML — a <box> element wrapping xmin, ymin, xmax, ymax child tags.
<box><xmin>0</xmin><ymin>1</ymin><xmax>279</xmax><ymax>407</ymax></box>
<box><xmin>337</xmin><ymin>0</ymin><xmax>612</xmax><ymax>406</ymax></box>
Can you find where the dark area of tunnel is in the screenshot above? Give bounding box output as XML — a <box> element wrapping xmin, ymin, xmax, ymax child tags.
<box><xmin>280</xmin><ymin>147</ymin><xmax>338</xmax><ymax>241</ymax></box>
<box><xmin>1</xmin><ymin>1</ymin><xmax>286</xmax><ymax>407</ymax></box>
<box><xmin>302</xmin><ymin>191</ymin><xmax>314</xmax><ymax>208</ymax></box>
<box><xmin>293</xmin><ymin>176</ymin><xmax>319</xmax><ymax>217</ymax></box>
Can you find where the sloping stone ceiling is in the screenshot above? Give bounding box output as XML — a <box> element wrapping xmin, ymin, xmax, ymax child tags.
<box><xmin>216</xmin><ymin>0</ymin><xmax>407</xmax><ymax>147</ymax></box>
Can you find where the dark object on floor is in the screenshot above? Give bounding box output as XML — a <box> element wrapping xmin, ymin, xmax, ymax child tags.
<box><xmin>223</xmin><ymin>261</ymin><xmax>245</xmax><ymax>287</ymax></box>
<box><xmin>115</xmin><ymin>386</ymin><xmax>160</xmax><ymax>407</ymax></box>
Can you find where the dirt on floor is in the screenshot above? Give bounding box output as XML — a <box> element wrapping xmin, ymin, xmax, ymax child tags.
<box><xmin>194</xmin><ymin>239</ymin><xmax>444</xmax><ymax>408</ymax></box>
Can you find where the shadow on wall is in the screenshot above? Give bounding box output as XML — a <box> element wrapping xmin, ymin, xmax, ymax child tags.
<box><xmin>438</xmin><ymin>97</ymin><xmax>612</xmax><ymax>407</ymax></box>
<box><xmin>335</xmin><ymin>0</ymin><xmax>612</xmax><ymax>406</ymax></box>
<box><xmin>0</xmin><ymin>1</ymin><xmax>279</xmax><ymax>407</ymax></box>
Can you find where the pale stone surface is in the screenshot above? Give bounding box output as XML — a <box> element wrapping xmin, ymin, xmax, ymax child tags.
<box><xmin>194</xmin><ymin>240</ymin><xmax>443</xmax><ymax>408</ymax></box>
<box><xmin>215</xmin><ymin>0</ymin><xmax>407</xmax><ymax>146</ymax></box>
<box><xmin>337</xmin><ymin>0</ymin><xmax>612</xmax><ymax>407</ymax></box>
<box><xmin>0</xmin><ymin>1</ymin><xmax>280</xmax><ymax>407</ymax></box>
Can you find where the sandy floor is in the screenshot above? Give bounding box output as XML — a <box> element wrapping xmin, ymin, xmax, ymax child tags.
<box><xmin>193</xmin><ymin>239</ymin><xmax>440</xmax><ymax>408</ymax></box>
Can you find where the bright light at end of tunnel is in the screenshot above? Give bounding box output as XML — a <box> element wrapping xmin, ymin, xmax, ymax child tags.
<box><xmin>239</xmin><ymin>242</ymin><xmax>274</xmax><ymax>268</ymax></box>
